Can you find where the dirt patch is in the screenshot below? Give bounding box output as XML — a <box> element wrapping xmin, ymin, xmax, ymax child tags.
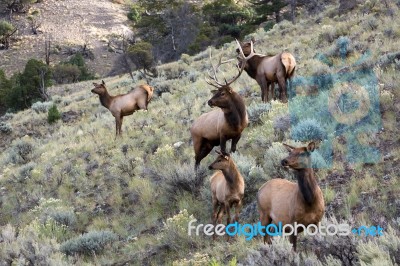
<box><xmin>0</xmin><ymin>0</ymin><xmax>131</xmax><ymax>77</ymax></box>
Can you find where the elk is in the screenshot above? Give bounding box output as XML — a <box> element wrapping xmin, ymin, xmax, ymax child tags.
<box><xmin>209</xmin><ymin>151</ymin><xmax>245</xmax><ymax>230</ymax></box>
<box><xmin>190</xmin><ymin>43</ymin><xmax>254</xmax><ymax>169</ymax></box>
<box><xmin>257</xmin><ymin>142</ymin><xmax>325</xmax><ymax>251</ymax></box>
<box><xmin>91</xmin><ymin>80</ymin><xmax>154</xmax><ymax>136</ymax></box>
<box><xmin>236</xmin><ymin>38</ymin><xmax>296</xmax><ymax>103</ymax></box>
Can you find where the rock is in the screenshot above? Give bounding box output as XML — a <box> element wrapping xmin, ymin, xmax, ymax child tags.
<box><xmin>61</xmin><ymin>110</ymin><xmax>81</xmax><ymax>123</ymax></box>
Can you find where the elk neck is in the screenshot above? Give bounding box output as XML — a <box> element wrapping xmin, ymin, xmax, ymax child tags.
<box><xmin>244</xmin><ymin>55</ymin><xmax>265</xmax><ymax>79</ymax></box>
<box><xmin>98</xmin><ymin>90</ymin><xmax>113</xmax><ymax>109</ymax></box>
<box><xmin>223</xmin><ymin>93</ymin><xmax>247</xmax><ymax>131</ymax></box>
<box><xmin>221</xmin><ymin>161</ymin><xmax>242</xmax><ymax>188</ymax></box>
<box><xmin>295</xmin><ymin>168</ymin><xmax>318</xmax><ymax>206</ymax></box>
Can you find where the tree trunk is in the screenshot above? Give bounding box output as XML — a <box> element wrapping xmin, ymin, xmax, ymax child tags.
<box><xmin>275</xmin><ymin>11</ymin><xmax>281</xmax><ymax>23</ymax></box>
<box><xmin>291</xmin><ymin>0</ymin><xmax>297</xmax><ymax>24</ymax></box>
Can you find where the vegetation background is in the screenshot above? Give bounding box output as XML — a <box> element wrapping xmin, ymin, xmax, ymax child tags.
<box><xmin>0</xmin><ymin>0</ymin><xmax>399</xmax><ymax>265</ymax></box>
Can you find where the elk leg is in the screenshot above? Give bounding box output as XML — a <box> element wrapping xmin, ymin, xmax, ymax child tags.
<box><xmin>114</xmin><ymin>116</ymin><xmax>121</xmax><ymax>137</ymax></box>
<box><xmin>194</xmin><ymin>138</ymin><xmax>213</xmax><ymax>170</ymax></box>
<box><xmin>260</xmin><ymin>213</ymin><xmax>272</xmax><ymax>245</ymax></box>
<box><xmin>257</xmin><ymin>77</ymin><xmax>268</xmax><ymax>102</ymax></box>
<box><xmin>231</xmin><ymin>135</ymin><xmax>241</xmax><ymax>153</ymax></box>
<box><xmin>289</xmin><ymin>234</ymin><xmax>297</xmax><ymax>252</ymax></box>
<box><xmin>219</xmin><ymin>136</ymin><xmax>228</xmax><ymax>155</ymax></box>
<box><xmin>277</xmin><ymin>77</ymin><xmax>288</xmax><ymax>103</ymax></box>
<box><xmin>212</xmin><ymin>199</ymin><xmax>220</xmax><ymax>240</ymax></box>
<box><xmin>212</xmin><ymin>199</ymin><xmax>219</xmax><ymax>224</ymax></box>
<box><xmin>217</xmin><ymin>205</ymin><xmax>225</xmax><ymax>224</ymax></box>
<box><xmin>225</xmin><ymin>203</ymin><xmax>231</xmax><ymax>225</ymax></box>
<box><xmin>119</xmin><ymin>116</ymin><xmax>123</xmax><ymax>135</ymax></box>
<box><xmin>271</xmin><ymin>82</ymin><xmax>276</xmax><ymax>100</ymax></box>
<box><xmin>234</xmin><ymin>200</ymin><xmax>242</xmax><ymax>223</ymax></box>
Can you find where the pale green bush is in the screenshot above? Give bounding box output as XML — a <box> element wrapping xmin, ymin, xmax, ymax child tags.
<box><xmin>32</xmin><ymin>101</ymin><xmax>54</xmax><ymax>114</ymax></box>
<box><xmin>60</xmin><ymin>230</ymin><xmax>117</xmax><ymax>256</ymax></box>
<box><xmin>0</xmin><ymin>122</ymin><xmax>13</xmax><ymax>134</ymax></box>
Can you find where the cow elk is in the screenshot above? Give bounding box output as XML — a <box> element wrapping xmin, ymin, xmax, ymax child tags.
<box><xmin>236</xmin><ymin>38</ymin><xmax>296</xmax><ymax>103</ymax></box>
<box><xmin>257</xmin><ymin>142</ymin><xmax>325</xmax><ymax>251</ymax></box>
<box><xmin>190</xmin><ymin>44</ymin><xmax>254</xmax><ymax>169</ymax></box>
<box><xmin>209</xmin><ymin>151</ymin><xmax>245</xmax><ymax>232</ymax></box>
<box><xmin>91</xmin><ymin>80</ymin><xmax>154</xmax><ymax>136</ymax></box>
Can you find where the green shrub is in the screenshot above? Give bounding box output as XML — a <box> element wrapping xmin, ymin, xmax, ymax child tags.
<box><xmin>0</xmin><ymin>122</ymin><xmax>12</xmax><ymax>134</ymax></box>
<box><xmin>31</xmin><ymin>198</ymin><xmax>77</xmax><ymax>228</ymax></box>
<box><xmin>52</xmin><ymin>64</ymin><xmax>81</xmax><ymax>84</ymax></box>
<box><xmin>47</xmin><ymin>104</ymin><xmax>61</xmax><ymax>124</ymax></box>
<box><xmin>127</xmin><ymin>4</ymin><xmax>142</xmax><ymax>23</ymax></box>
<box><xmin>291</xmin><ymin>118</ymin><xmax>326</xmax><ymax>142</ymax></box>
<box><xmin>6</xmin><ymin>139</ymin><xmax>35</xmax><ymax>164</ymax></box>
<box><xmin>240</xmin><ymin>238</ymin><xmax>300</xmax><ymax>265</ymax></box>
<box><xmin>32</xmin><ymin>101</ymin><xmax>54</xmax><ymax>113</ymax></box>
<box><xmin>263</xmin><ymin>142</ymin><xmax>292</xmax><ymax>180</ymax></box>
<box><xmin>16</xmin><ymin>162</ymin><xmax>36</xmax><ymax>182</ymax></box>
<box><xmin>247</xmin><ymin>101</ymin><xmax>271</xmax><ymax>125</ymax></box>
<box><xmin>0</xmin><ymin>112</ymin><xmax>14</xmax><ymax>121</ymax></box>
<box><xmin>60</xmin><ymin>230</ymin><xmax>117</xmax><ymax>256</ymax></box>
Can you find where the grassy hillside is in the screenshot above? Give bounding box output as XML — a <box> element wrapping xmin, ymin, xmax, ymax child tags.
<box><xmin>0</xmin><ymin>1</ymin><xmax>399</xmax><ymax>265</ymax></box>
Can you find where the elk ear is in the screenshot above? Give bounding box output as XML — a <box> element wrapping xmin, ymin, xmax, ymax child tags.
<box><xmin>228</xmin><ymin>88</ymin><xmax>233</xmax><ymax>94</ymax></box>
<box><xmin>211</xmin><ymin>89</ymin><xmax>218</xmax><ymax>94</ymax></box>
<box><xmin>251</xmin><ymin>36</ymin><xmax>257</xmax><ymax>44</ymax></box>
<box><xmin>282</xmin><ymin>143</ymin><xmax>295</xmax><ymax>152</ymax></box>
<box><xmin>102</xmin><ymin>80</ymin><xmax>105</xmax><ymax>85</ymax></box>
<box><xmin>307</xmin><ymin>142</ymin><xmax>316</xmax><ymax>152</ymax></box>
<box><xmin>93</xmin><ymin>82</ymin><xmax>98</xmax><ymax>86</ymax></box>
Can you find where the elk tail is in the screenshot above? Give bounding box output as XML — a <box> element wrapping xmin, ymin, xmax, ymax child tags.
<box><xmin>141</xmin><ymin>84</ymin><xmax>154</xmax><ymax>102</ymax></box>
<box><xmin>281</xmin><ymin>52</ymin><xmax>296</xmax><ymax>79</ymax></box>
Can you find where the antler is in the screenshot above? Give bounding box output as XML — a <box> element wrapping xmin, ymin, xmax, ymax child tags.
<box><xmin>205</xmin><ymin>50</ymin><xmax>234</xmax><ymax>88</ymax></box>
<box><xmin>205</xmin><ymin>40</ymin><xmax>255</xmax><ymax>89</ymax></box>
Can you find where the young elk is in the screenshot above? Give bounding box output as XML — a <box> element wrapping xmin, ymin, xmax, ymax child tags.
<box><xmin>91</xmin><ymin>80</ymin><xmax>153</xmax><ymax>136</ymax></box>
<box><xmin>257</xmin><ymin>142</ymin><xmax>325</xmax><ymax>251</ymax></box>
<box><xmin>236</xmin><ymin>38</ymin><xmax>296</xmax><ymax>103</ymax></box>
<box><xmin>209</xmin><ymin>151</ymin><xmax>245</xmax><ymax>230</ymax></box>
<box><xmin>190</xmin><ymin>44</ymin><xmax>254</xmax><ymax>170</ymax></box>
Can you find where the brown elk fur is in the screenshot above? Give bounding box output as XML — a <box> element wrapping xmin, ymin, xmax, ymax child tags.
<box><xmin>190</xmin><ymin>42</ymin><xmax>254</xmax><ymax>169</ymax></box>
<box><xmin>91</xmin><ymin>80</ymin><xmax>154</xmax><ymax>136</ymax></box>
<box><xmin>236</xmin><ymin>39</ymin><xmax>296</xmax><ymax>103</ymax></box>
<box><xmin>190</xmin><ymin>86</ymin><xmax>248</xmax><ymax>169</ymax></box>
<box><xmin>209</xmin><ymin>151</ymin><xmax>245</xmax><ymax>228</ymax></box>
<box><xmin>257</xmin><ymin>142</ymin><xmax>325</xmax><ymax>251</ymax></box>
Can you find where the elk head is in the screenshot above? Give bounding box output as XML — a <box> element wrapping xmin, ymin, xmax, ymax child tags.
<box><xmin>205</xmin><ymin>40</ymin><xmax>255</xmax><ymax>107</ymax></box>
<box><xmin>236</xmin><ymin>37</ymin><xmax>257</xmax><ymax>57</ymax></box>
<box><xmin>208</xmin><ymin>150</ymin><xmax>231</xmax><ymax>170</ymax></box>
<box><xmin>91</xmin><ymin>80</ymin><xmax>107</xmax><ymax>95</ymax></box>
<box><xmin>281</xmin><ymin>142</ymin><xmax>316</xmax><ymax>170</ymax></box>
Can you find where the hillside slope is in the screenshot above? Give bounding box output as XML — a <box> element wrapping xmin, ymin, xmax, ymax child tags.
<box><xmin>0</xmin><ymin>1</ymin><xmax>399</xmax><ymax>265</ymax></box>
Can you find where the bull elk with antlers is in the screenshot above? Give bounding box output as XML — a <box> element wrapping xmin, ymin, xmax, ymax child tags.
<box><xmin>91</xmin><ymin>80</ymin><xmax>154</xmax><ymax>136</ymax></box>
<box><xmin>257</xmin><ymin>142</ymin><xmax>325</xmax><ymax>251</ymax></box>
<box><xmin>236</xmin><ymin>38</ymin><xmax>296</xmax><ymax>103</ymax></box>
<box><xmin>190</xmin><ymin>43</ymin><xmax>255</xmax><ymax>170</ymax></box>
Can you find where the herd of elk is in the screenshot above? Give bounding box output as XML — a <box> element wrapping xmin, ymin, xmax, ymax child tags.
<box><xmin>190</xmin><ymin>42</ymin><xmax>255</xmax><ymax>169</ymax></box>
<box><xmin>91</xmin><ymin>80</ymin><xmax>154</xmax><ymax>136</ymax></box>
<box><xmin>209</xmin><ymin>151</ymin><xmax>245</xmax><ymax>235</ymax></box>
<box><xmin>236</xmin><ymin>38</ymin><xmax>296</xmax><ymax>103</ymax></box>
<box><xmin>257</xmin><ymin>142</ymin><xmax>325</xmax><ymax>251</ymax></box>
<box><xmin>91</xmin><ymin>39</ymin><xmax>323</xmax><ymax>252</ymax></box>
